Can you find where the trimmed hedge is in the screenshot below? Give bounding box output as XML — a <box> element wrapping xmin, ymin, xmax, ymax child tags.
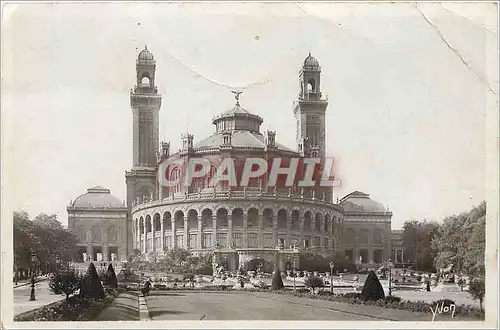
<box><xmin>272</xmin><ymin>290</ymin><xmax>485</xmax><ymax>319</ymax></box>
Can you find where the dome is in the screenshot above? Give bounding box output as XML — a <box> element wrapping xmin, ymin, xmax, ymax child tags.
<box><xmin>138</xmin><ymin>46</ymin><xmax>154</xmax><ymax>61</ymax></box>
<box><xmin>303</xmin><ymin>53</ymin><xmax>320</xmax><ymax>67</ymax></box>
<box><xmin>340</xmin><ymin>191</ymin><xmax>389</xmax><ymax>213</ymax></box>
<box><xmin>72</xmin><ymin>186</ymin><xmax>124</xmax><ymax>209</ymax></box>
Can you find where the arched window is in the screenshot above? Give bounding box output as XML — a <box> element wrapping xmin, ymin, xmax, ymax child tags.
<box><xmin>307</xmin><ymin>78</ymin><xmax>315</xmax><ymax>93</ymax></box>
<box><xmin>141</xmin><ymin>76</ymin><xmax>150</xmax><ymax>86</ymax></box>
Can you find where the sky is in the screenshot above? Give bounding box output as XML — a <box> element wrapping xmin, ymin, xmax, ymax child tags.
<box><xmin>2</xmin><ymin>2</ymin><xmax>498</xmax><ymax>229</ymax></box>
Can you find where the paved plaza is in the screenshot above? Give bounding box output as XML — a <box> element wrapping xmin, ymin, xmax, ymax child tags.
<box><xmin>13</xmin><ymin>279</ymin><xmax>64</xmax><ymax>316</ymax></box>
<box><xmin>144</xmin><ymin>291</ymin><xmax>470</xmax><ymax>321</ymax></box>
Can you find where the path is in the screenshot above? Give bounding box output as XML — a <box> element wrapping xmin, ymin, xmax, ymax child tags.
<box><xmin>94</xmin><ymin>292</ymin><xmax>139</xmax><ymax>321</ymax></box>
<box><xmin>14</xmin><ymin>279</ymin><xmax>64</xmax><ymax>316</ymax></box>
<box><xmin>145</xmin><ymin>291</ymin><xmax>471</xmax><ymax>321</ymax></box>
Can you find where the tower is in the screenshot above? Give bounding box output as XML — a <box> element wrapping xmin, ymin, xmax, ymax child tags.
<box><xmin>131</xmin><ymin>46</ymin><xmax>162</xmax><ymax>167</ymax></box>
<box><xmin>125</xmin><ymin>46</ymin><xmax>162</xmax><ymax>256</ymax></box>
<box><xmin>293</xmin><ymin>53</ymin><xmax>328</xmax><ymax>159</ymax></box>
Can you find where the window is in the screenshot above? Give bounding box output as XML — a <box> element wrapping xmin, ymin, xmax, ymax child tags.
<box><xmin>203</xmin><ymin>233</ymin><xmax>212</xmax><ymax>248</ymax></box>
<box><xmin>217</xmin><ymin>233</ymin><xmax>227</xmax><ymax>248</ymax></box>
<box><xmin>315</xmin><ymin>236</ymin><xmax>321</xmax><ymax>247</ymax></box>
<box><xmin>165</xmin><ymin>236</ymin><xmax>172</xmax><ymax>249</ymax></box>
<box><xmin>189</xmin><ymin>234</ymin><xmax>197</xmax><ymax>248</ymax></box>
<box><xmin>176</xmin><ymin>235</ymin><xmax>184</xmax><ymax>248</ymax></box>
<box><xmin>304</xmin><ymin>236</ymin><xmax>311</xmax><ymax>248</ymax></box>
<box><xmin>248</xmin><ymin>233</ymin><xmax>258</xmax><ymax>248</ymax></box>
<box><xmin>292</xmin><ymin>234</ymin><xmax>300</xmax><ymax>247</ymax></box>
<box><xmin>155</xmin><ymin>237</ymin><xmax>161</xmax><ymax>250</ymax></box>
<box><xmin>234</xmin><ymin>233</ymin><xmax>243</xmax><ymax>248</ymax></box>
<box><xmin>147</xmin><ymin>238</ymin><xmax>152</xmax><ymax>251</ymax></box>
<box><xmin>324</xmin><ymin>238</ymin><xmax>329</xmax><ymax>249</ymax></box>
<box><xmin>263</xmin><ymin>234</ymin><xmax>273</xmax><ymax>248</ymax></box>
<box><xmin>359</xmin><ymin>230</ymin><xmax>369</xmax><ymax>245</ymax></box>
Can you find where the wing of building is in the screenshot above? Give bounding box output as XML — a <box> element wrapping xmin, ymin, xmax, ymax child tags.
<box><xmin>67</xmin><ymin>47</ymin><xmax>403</xmax><ymax>270</ymax></box>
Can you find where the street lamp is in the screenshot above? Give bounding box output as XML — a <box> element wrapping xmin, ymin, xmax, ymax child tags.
<box><xmin>329</xmin><ymin>261</ymin><xmax>335</xmax><ymax>293</ymax></box>
<box><xmin>387</xmin><ymin>258</ymin><xmax>394</xmax><ymax>297</ymax></box>
<box><xmin>30</xmin><ymin>253</ymin><xmax>37</xmax><ymax>301</ymax></box>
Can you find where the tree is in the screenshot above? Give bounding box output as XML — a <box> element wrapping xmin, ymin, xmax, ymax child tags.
<box><xmin>402</xmin><ymin>219</ymin><xmax>419</xmax><ymax>264</ymax></box>
<box><xmin>271</xmin><ymin>269</ymin><xmax>284</xmax><ymax>290</ymax></box>
<box><xmin>165</xmin><ymin>247</ymin><xmax>191</xmax><ymax>267</ymax></box>
<box><xmin>469</xmin><ymin>278</ymin><xmax>485</xmax><ymax>311</ymax></box>
<box><xmin>104</xmin><ymin>263</ymin><xmax>118</xmax><ymax>289</ymax></box>
<box><xmin>304</xmin><ymin>274</ymin><xmax>324</xmax><ymax>292</ymax></box>
<box><xmin>432</xmin><ymin>202</ymin><xmax>486</xmax><ymax>276</ymax></box>
<box><xmin>81</xmin><ymin>263</ymin><xmax>105</xmax><ymax>299</ymax></box>
<box><xmin>360</xmin><ymin>270</ymin><xmax>385</xmax><ymax>301</ymax></box>
<box><xmin>402</xmin><ymin>219</ymin><xmax>439</xmax><ymax>271</ymax></box>
<box><xmin>49</xmin><ymin>269</ymin><xmax>81</xmax><ymax>300</ymax></box>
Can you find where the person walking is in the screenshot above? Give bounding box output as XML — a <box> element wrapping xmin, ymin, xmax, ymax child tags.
<box><xmin>141</xmin><ymin>279</ymin><xmax>151</xmax><ymax>297</ymax></box>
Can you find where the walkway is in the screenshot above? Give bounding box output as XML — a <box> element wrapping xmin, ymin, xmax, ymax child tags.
<box><xmin>145</xmin><ymin>291</ymin><xmax>473</xmax><ymax>321</ymax></box>
<box><xmin>14</xmin><ymin>279</ymin><xmax>64</xmax><ymax>316</ymax></box>
<box><xmin>94</xmin><ymin>292</ymin><xmax>139</xmax><ymax>321</ymax></box>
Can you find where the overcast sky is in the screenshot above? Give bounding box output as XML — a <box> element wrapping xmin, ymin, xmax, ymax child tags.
<box><xmin>2</xmin><ymin>2</ymin><xmax>497</xmax><ymax>229</ymax></box>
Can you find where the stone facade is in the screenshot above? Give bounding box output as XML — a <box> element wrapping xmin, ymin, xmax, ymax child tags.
<box><xmin>67</xmin><ymin>186</ymin><xmax>128</xmax><ymax>261</ymax></box>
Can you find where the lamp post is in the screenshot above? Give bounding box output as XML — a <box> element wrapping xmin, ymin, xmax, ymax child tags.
<box><xmin>329</xmin><ymin>261</ymin><xmax>335</xmax><ymax>293</ymax></box>
<box><xmin>30</xmin><ymin>253</ymin><xmax>37</xmax><ymax>301</ymax></box>
<box><xmin>387</xmin><ymin>259</ymin><xmax>394</xmax><ymax>297</ymax></box>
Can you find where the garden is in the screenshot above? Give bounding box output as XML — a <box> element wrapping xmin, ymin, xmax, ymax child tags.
<box><xmin>14</xmin><ymin>263</ymin><xmax>122</xmax><ymax>322</ymax></box>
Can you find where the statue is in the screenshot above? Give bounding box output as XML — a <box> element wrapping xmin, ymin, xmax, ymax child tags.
<box><xmin>231</xmin><ymin>90</ymin><xmax>243</xmax><ymax>106</ymax></box>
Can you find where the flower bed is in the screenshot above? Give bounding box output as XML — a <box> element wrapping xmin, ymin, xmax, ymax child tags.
<box><xmin>272</xmin><ymin>290</ymin><xmax>485</xmax><ymax>320</ymax></box>
<box><xmin>14</xmin><ymin>288</ymin><xmax>120</xmax><ymax>322</ymax></box>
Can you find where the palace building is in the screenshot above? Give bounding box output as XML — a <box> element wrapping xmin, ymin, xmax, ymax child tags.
<box><xmin>69</xmin><ymin>46</ymin><xmax>398</xmax><ymax>270</ymax></box>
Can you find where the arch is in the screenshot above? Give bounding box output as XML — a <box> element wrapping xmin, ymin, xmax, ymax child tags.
<box><xmin>373</xmin><ymin>229</ymin><xmax>384</xmax><ymax>245</ymax></box>
<box><xmin>216</xmin><ymin>208</ymin><xmax>228</xmax><ymax>228</ymax></box>
<box><xmin>304</xmin><ymin>211</ymin><xmax>312</xmax><ymax>231</ymax></box>
<box><xmin>153</xmin><ymin>213</ymin><xmax>161</xmax><ymax>231</ymax></box>
<box><xmin>247</xmin><ymin>208</ymin><xmax>259</xmax><ymax>229</ymax></box>
<box><xmin>163</xmin><ymin>211</ymin><xmax>172</xmax><ymax>231</ymax></box>
<box><xmin>291</xmin><ymin>210</ymin><xmax>300</xmax><ymax>230</ymax></box>
<box><xmin>307</xmin><ymin>78</ymin><xmax>315</xmax><ymax>93</ymax></box>
<box><xmin>145</xmin><ymin>215</ymin><xmax>152</xmax><ymax>233</ymax></box>
<box><xmin>263</xmin><ymin>208</ymin><xmax>273</xmax><ymax>229</ymax></box>
<box><xmin>139</xmin><ymin>217</ymin><xmax>144</xmax><ymax>234</ymax></box>
<box><xmin>324</xmin><ymin>214</ymin><xmax>331</xmax><ymax>233</ymax></box>
<box><xmin>92</xmin><ymin>226</ymin><xmax>103</xmax><ymax>242</ymax></box>
<box><xmin>107</xmin><ymin>226</ymin><xmax>119</xmax><ymax>242</ymax></box>
<box><xmin>232</xmin><ymin>208</ymin><xmax>243</xmax><ymax>228</ymax></box>
<box><xmin>201</xmin><ymin>208</ymin><xmax>213</xmax><ymax>228</ymax></box>
<box><xmin>199</xmin><ymin>204</ymin><xmax>216</xmax><ymax>214</ymax></box>
<box><xmin>359</xmin><ymin>229</ymin><xmax>369</xmax><ymax>245</ymax></box>
<box><xmin>141</xmin><ymin>76</ymin><xmax>150</xmax><ymax>86</ymax></box>
<box><xmin>277</xmin><ymin>209</ymin><xmax>287</xmax><ymax>230</ymax></box>
<box><xmin>77</xmin><ymin>225</ymin><xmax>86</xmax><ymax>241</ymax></box>
<box><xmin>187</xmin><ymin>209</ymin><xmax>198</xmax><ymax>229</ymax></box>
<box><xmin>174</xmin><ymin>210</ymin><xmax>184</xmax><ymax>229</ymax></box>
<box><xmin>315</xmin><ymin>213</ymin><xmax>322</xmax><ymax>232</ymax></box>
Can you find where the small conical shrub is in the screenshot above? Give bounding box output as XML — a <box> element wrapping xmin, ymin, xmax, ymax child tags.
<box><xmin>105</xmin><ymin>263</ymin><xmax>118</xmax><ymax>289</ymax></box>
<box><xmin>81</xmin><ymin>262</ymin><xmax>105</xmax><ymax>299</ymax></box>
<box><xmin>271</xmin><ymin>269</ymin><xmax>284</xmax><ymax>290</ymax></box>
<box><xmin>360</xmin><ymin>270</ymin><xmax>385</xmax><ymax>301</ymax></box>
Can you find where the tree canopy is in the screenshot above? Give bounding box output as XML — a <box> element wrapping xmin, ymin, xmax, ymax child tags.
<box><xmin>14</xmin><ymin>211</ymin><xmax>80</xmax><ymax>272</ymax></box>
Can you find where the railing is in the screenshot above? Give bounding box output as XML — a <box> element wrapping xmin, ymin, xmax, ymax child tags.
<box><xmin>132</xmin><ymin>188</ymin><xmax>339</xmax><ymax>212</ymax></box>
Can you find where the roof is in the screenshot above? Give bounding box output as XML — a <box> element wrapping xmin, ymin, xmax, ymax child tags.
<box><xmin>72</xmin><ymin>186</ymin><xmax>125</xmax><ymax>209</ymax></box>
<box><xmin>303</xmin><ymin>53</ymin><xmax>320</xmax><ymax>68</ymax></box>
<box><xmin>138</xmin><ymin>46</ymin><xmax>154</xmax><ymax>61</ymax></box>
<box><xmin>193</xmin><ymin>130</ymin><xmax>297</xmax><ymax>153</ymax></box>
<box><xmin>340</xmin><ymin>191</ymin><xmax>389</xmax><ymax>213</ymax></box>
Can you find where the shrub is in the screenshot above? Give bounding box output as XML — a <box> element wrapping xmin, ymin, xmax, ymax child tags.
<box><xmin>434</xmin><ymin>299</ymin><xmax>455</xmax><ymax>307</ymax></box>
<box><xmin>271</xmin><ymin>269</ymin><xmax>284</xmax><ymax>290</ymax></box>
<box><xmin>183</xmin><ymin>273</ymin><xmax>195</xmax><ymax>281</ymax></box>
<box><xmin>360</xmin><ymin>270</ymin><xmax>385</xmax><ymax>301</ymax></box>
<box><xmin>304</xmin><ymin>275</ymin><xmax>324</xmax><ymax>291</ymax></box>
<box><xmin>469</xmin><ymin>278</ymin><xmax>485</xmax><ymax>311</ymax></box>
<box><xmin>385</xmin><ymin>296</ymin><xmax>402</xmax><ymax>303</ymax></box>
<box><xmin>81</xmin><ymin>263</ymin><xmax>105</xmax><ymax>299</ymax></box>
<box><xmin>104</xmin><ymin>263</ymin><xmax>118</xmax><ymax>289</ymax></box>
<box><xmin>49</xmin><ymin>269</ymin><xmax>81</xmax><ymax>300</ymax></box>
